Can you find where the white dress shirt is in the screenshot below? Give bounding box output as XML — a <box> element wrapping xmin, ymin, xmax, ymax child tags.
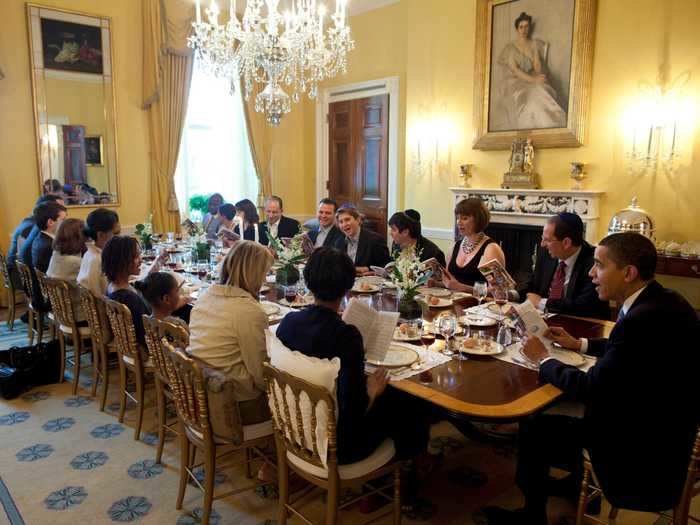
<box><xmin>314</xmin><ymin>224</ymin><xmax>333</xmax><ymax>248</ymax></box>
<box><xmin>346</xmin><ymin>232</ymin><xmax>360</xmax><ymax>263</ymax></box>
<box><xmin>268</xmin><ymin>219</ymin><xmax>279</xmax><ymax>239</ymax></box>
<box><xmin>77</xmin><ymin>242</ymin><xmax>107</xmax><ymax>297</ymax></box>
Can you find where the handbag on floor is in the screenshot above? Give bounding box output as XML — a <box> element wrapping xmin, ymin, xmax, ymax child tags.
<box><xmin>0</xmin><ymin>340</ymin><xmax>62</xmax><ymax>399</ymax></box>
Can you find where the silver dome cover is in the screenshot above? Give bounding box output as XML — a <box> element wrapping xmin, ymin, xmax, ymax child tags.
<box><xmin>607</xmin><ymin>197</ymin><xmax>655</xmax><ymax>239</ymax></box>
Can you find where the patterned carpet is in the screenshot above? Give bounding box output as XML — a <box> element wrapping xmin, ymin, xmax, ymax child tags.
<box><xmin>0</xmin><ymin>311</ymin><xmax>681</xmax><ymax>524</ymax></box>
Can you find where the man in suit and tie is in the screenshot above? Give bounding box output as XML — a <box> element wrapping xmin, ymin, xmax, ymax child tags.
<box><xmin>260</xmin><ymin>196</ymin><xmax>300</xmax><ymax>242</ymax></box>
<box><xmin>518</xmin><ymin>212</ymin><xmax>609</xmax><ymax>319</ymax></box>
<box><xmin>337</xmin><ymin>206</ymin><xmax>391</xmax><ymax>275</ymax></box>
<box><xmin>31</xmin><ymin>200</ymin><xmax>67</xmax><ymax>273</ymax></box>
<box><xmin>484</xmin><ymin>232</ymin><xmax>699</xmax><ymax>525</ymax></box>
<box><xmin>306</xmin><ymin>198</ymin><xmax>345</xmax><ymax>250</ymax></box>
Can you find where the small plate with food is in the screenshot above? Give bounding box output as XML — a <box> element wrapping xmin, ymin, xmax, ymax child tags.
<box><xmin>423</xmin><ymin>322</ymin><xmax>465</xmax><ymax>336</ymax></box>
<box><xmin>366</xmin><ymin>344</ymin><xmax>419</xmax><ymax>368</ymax></box>
<box><xmin>458</xmin><ymin>314</ymin><xmax>498</xmax><ymax>327</ymax></box>
<box><xmin>393</xmin><ymin>323</ymin><xmax>421</xmax><ymax>341</ymax></box>
<box><xmin>421</xmin><ymin>295</ymin><xmax>453</xmax><ymax>308</ymax></box>
<box><xmin>459</xmin><ymin>337</ymin><xmax>504</xmax><ymax>356</ymax></box>
<box><xmin>352</xmin><ymin>281</ymin><xmax>381</xmax><ymax>293</ymax></box>
<box><xmin>417</xmin><ymin>287</ymin><xmax>451</xmax><ymax>297</ymax></box>
<box><xmin>280</xmin><ymin>295</ymin><xmax>315</xmax><ymax>308</ymax></box>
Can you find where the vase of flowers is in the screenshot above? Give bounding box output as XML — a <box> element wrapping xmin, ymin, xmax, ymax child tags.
<box><xmin>134</xmin><ymin>215</ymin><xmax>153</xmax><ymax>251</ymax></box>
<box><xmin>390</xmin><ymin>247</ymin><xmax>431</xmax><ymax>320</ymax></box>
<box><xmin>269</xmin><ymin>229</ymin><xmax>308</xmax><ymax>286</ymax></box>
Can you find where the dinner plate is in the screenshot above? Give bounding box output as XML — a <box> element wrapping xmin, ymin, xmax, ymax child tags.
<box><xmin>366</xmin><ymin>344</ymin><xmax>419</xmax><ymax>368</ymax></box>
<box><xmin>452</xmin><ymin>292</ymin><xmax>472</xmax><ymax>301</ymax></box>
<box><xmin>392</xmin><ymin>327</ymin><xmax>421</xmax><ymax>342</ymax></box>
<box><xmin>352</xmin><ymin>283</ymin><xmax>381</xmax><ymax>293</ymax></box>
<box><xmin>458</xmin><ymin>314</ymin><xmax>498</xmax><ymax>327</ymax></box>
<box><xmin>423</xmin><ymin>297</ymin><xmax>452</xmax><ymax>308</ymax></box>
<box><xmin>417</xmin><ymin>287</ymin><xmax>451</xmax><ymax>297</ymax></box>
<box><xmin>279</xmin><ymin>296</ymin><xmax>314</xmax><ymax>308</ymax></box>
<box><xmin>423</xmin><ymin>323</ymin><xmax>465</xmax><ymax>336</ymax></box>
<box><xmin>459</xmin><ymin>338</ymin><xmax>504</xmax><ymax>356</ymax></box>
<box><xmin>518</xmin><ymin>347</ymin><xmax>586</xmax><ymax>367</ymax></box>
<box><xmin>260</xmin><ymin>302</ymin><xmax>281</xmax><ymax>316</ymax></box>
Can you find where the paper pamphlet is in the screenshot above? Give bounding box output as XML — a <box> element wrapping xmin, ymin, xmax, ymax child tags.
<box><xmin>217</xmin><ymin>227</ymin><xmax>240</xmax><ymax>242</ymax></box>
<box><xmin>510</xmin><ymin>301</ymin><xmax>555</xmax><ymax>351</ymax></box>
<box><xmin>478</xmin><ymin>258</ymin><xmax>516</xmax><ymax>290</ymax></box>
<box><xmin>342</xmin><ymin>298</ymin><xmax>399</xmax><ymax>362</ymax></box>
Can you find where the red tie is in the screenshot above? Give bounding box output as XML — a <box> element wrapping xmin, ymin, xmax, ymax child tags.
<box><xmin>548</xmin><ymin>261</ymin><xmax>567</xmax><ymax>300</ymax></box>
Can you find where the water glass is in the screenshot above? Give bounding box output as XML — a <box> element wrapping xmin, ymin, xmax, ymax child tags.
<box><xmin>166</xmin><ymin>231</ymin><xmax>175</xmax><ymax>244</ymax></box>
<box><xmin>496</xmin><ymin>323</ymin><xmax>513</xmax><ymax>347</ymax></box>
<box><xmin>436</xmin><ymin>312</ymin><xmax>457</xmax><ymax>357</ymax></box>
<box><xmin>473</xmin><ymin>281</ymin><xmax>488</xmax><ymax>306</ymax></box>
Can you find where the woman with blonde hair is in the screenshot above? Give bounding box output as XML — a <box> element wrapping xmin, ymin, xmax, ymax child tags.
<box><xmin>188</xmin><ymin>241</ymin><xmax>274</xmax><ymax>423</ymax></box>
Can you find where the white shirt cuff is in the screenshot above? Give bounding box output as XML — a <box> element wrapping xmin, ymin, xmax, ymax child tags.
<box><xmin>579</xmin><ymin>338</ymin><xmax>588</xmax><ymax>353</ymax></box>
<box><xmin>539</xmin><ymin>356</ymin><xmax>554</xmax><ymax>366</ymax></box>
<box><xmin>538</xmin><ymin>298</ymin><xmax>548</xmax><ymax>312</ymax></box>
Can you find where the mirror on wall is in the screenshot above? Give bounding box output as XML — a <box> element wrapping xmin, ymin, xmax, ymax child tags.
<box><xmin>27</xmin><ymin>4</ymin><xmax>119</xmax><ymax>207</ymax></box>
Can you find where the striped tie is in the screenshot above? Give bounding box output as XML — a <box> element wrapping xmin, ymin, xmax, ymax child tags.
<box><xmin>548</xmin><ymin>261</ymin><xmax>567</xmax><ymax>300</ymax></box>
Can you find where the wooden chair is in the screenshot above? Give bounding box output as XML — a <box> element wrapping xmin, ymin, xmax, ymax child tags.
<box><xmin>34</xmin><ymin>269</ymin><xmax>56</xmax><ymax>340</ymax></box>
<box><xmin>15</xmin><ymin>260</ymin><xmax>45</xmax><ymax>345</ymax></box>
<box><xmin>142</xmin><ymin>316</ymin><xmax>189</xmax><ymax>464</ymax></box>
<box><xmin>104</xmin><ymin>297</ymin><xmax>154</xmax><ymax>441</ymax></box>
<box><xmin>79</xmin><ymin>286</ymin><xmax>116</xmax><ymax>411</ymax></box>
<box><xmin>576</xmin><ymin>426</ymin><xmax>700</xmax><ymax>525</ymax></box>
<box><xmin>162</xmin><ymin>341</ymin><xmax>275</xmax><ymax>525</ymax></box>
<box><xmin>44</xmin><ymin>278</ymin><xmax>93</xmax><ymax>393</ymax></box>
<box><xmin>0</xmin><ymin>250</ymin><xmax>19</xmax><ymax>330</ymax></box>
<box><xmin>264</xmin><ymin>363</ymin><xmax>402</xmax><ymax>525</ymax></box>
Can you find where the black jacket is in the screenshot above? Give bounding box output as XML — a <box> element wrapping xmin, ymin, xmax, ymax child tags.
<box><xmin>31</xmin><ymin>232</ymin><xmax>54</xmax><ymax>274</ymax></box>
<box><xmin>345</xmin><ymin>228</ymin><xmax>391</xmax><ymax>268</ymax></box>
<box><xmin>391</xmin><ymin>236</ymin><xmax>446</xmax><ymax>268</ymax></box>
<box><xmin>540</xmin><ymin>281</ymin><xmax>700</xmax><ymax>511</ymax></box>
<box><xmin>260</xmin><ymin>215</ymin><xmax>301</xmax><ymax>244</ymax></box>
<box><xmin>306</xmin><ymin>224</ymin><xmax>345</xmax><ymax>250</ymax></box>
<box><xmin>519</xmin><ymin>241</ymin><xmax>610</xmax><ymax>319</ymax></box>
<box><xmin>7</xmin><ymin>217</ymin><xmax>34</xmax><ymax>271</ymax></box>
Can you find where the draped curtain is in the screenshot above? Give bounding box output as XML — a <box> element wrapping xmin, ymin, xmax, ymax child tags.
<box><xmin>242</xmin><ymin>90</ymin><xmax>273</xmax><ymax>212</ymax></box>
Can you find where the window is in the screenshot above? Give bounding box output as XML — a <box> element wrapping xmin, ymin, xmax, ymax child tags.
<box><xmin>175</xmin><ymin>61</ymin><xmax>259</xmax><ymax>219</ymax></box>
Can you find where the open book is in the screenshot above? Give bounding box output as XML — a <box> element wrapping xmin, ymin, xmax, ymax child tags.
<box><xmin>217</xmin><ymin>227</ymin><xmax>240</xmax><ymax>243</ymax></box>
<box><xmin>478</xmin><ymin>258</ymin><xmax>516</xmax><ymax>290</ymax></box>
<box><xmin>508</xmin><ymin>301</ymin><xmax>555</xmax><ymax>351</ymax></box>
<box><xmin>342</xmin><ymin>298</ymin><xmax>400</xmax><ymax>363</ymax></box>
<box><xmin>421</xmin><ymin>257</ymin><xmax>444</xmax><ymax>280</ymax></box>
<box><xmin>369</xmin><ymin>262</ymin><xmax>395</xmax><ymax>279</ymax></box>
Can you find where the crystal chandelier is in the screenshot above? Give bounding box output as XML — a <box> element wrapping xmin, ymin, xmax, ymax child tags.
<box><xmin>189</xmin><ymin>0</ymin><xmax>354</xmax><ymax>126</ymax></box>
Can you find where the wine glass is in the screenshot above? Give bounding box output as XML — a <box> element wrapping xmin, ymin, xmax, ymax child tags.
<box><xmin>473</xmin><ymin>281</ymin><xmax>488</xmax><ymax>307</ymax></box>
<box><xmin>454</xmin><ymin>318</ymin><xmax>471</xmax><ymax>361</ymax></box>
<box><xmin>420</xmin><ymin>320</ymin><xmax>436</xmax><ymax>351</ymax></box>
<box><xmin>492</xmin><ymin>287</ymin><xmax>511</xmax><ymax>345</ymax></box>
<box><xmin>436</xmin><ymin>312</ymin><xmax>457</xmax><ymax>357</ymax></box>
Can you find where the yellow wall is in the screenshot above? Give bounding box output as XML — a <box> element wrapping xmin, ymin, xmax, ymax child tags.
<box><xmin>0</xmin><ymin>0</ymin><xmax>150</xmax><ymax>252</ymax></box>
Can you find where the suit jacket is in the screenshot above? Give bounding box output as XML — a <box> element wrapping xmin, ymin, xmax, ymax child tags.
<box><xmin>31</xmin><ymin>232</ymin><xmax>54</xmax><ymax>274</ymax></box>
<box><xmin>7</xmin><ymin>217</ymin><xmax>34</xmax><ymax>288</ymax></box>
<box><xmin>260</xmin><ymin>215</ymin><xmax>300</xmax><ymax>244</ymax></box>
<box><xmin>391</xmin><ymin>236</ymin><xmax>447</xmax><ymax>268</ymax></box>
<box><xmin>307</xmin><ymin>224</ymin><xmax>345</xmax><ymax>250</ymax></box>
<box><xmin>540</xmin><ymin>281</ymin><xmax>700</xmax><ymax>511</ymax></box>
<box><xmin>518</xmin><ymin>241</ymin><xmax>610</xmax><ymax>319</ymax></box>
<box><xmin>345</xmin><ymin>228</ymin><xmax>391</xmax><ymax>268</ymax></box>
<box><xmin>18</xmin><ymin>225</ymin><xmax>40</xmax><ymax>266</ymax></box>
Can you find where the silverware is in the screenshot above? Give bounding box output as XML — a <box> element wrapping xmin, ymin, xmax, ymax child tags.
<box><xmin>511</xmin><ymin>357</ymin><xmax>538</xmax><ymax>370</ymax></box>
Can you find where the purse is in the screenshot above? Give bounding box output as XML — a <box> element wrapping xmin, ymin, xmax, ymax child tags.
<box><xmin>0</xmin><ymin>340</ymin><xmax>62</xmax><ymax>399</ymax></box>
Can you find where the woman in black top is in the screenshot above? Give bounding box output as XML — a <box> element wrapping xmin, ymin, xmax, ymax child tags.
<box><xmin>443</xmin><ymin>198</ymin><xmax>506</xmax><ymax>292</ymax></box>
<box><xmin>276</xmin><ymin>248</ymin><xmax>429</xmax><ymax>466</ymax></box>
<box><xmin>233</xmin><ymin>199</ymin><xmax>268</xmax><ymax>245</ymax></box>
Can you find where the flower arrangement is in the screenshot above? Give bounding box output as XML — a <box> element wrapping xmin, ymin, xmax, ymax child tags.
<box><xmin>268</xmin><ymin>229</ymin><xmax>308</xmax><ymax>285</ymax></box>
<box><xmin>389</xmin><ymin>246</ymin><xmax>432</xmax><ymax>319</ymax></box>
<box><xmin>134</xmin><ymin>215</ymin><xmax>153</xmax><ymax>250</ymax></box>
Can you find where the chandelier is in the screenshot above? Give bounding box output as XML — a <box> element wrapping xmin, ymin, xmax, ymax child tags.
<box><xmin>189</xmin><ymin>0</ymin><xmax>354</xmax><ymax>126</ymax></box>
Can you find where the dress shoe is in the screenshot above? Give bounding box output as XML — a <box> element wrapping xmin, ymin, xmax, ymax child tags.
<box><xmin>481</xmin><ymin>506</ymin><xmax>548</xmax><ymax>525</ymax></box>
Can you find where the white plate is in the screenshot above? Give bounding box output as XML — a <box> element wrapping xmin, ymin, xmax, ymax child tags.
<box><xmin>424</xmin><ymin>323</ymin><xmax>465</xmax><ymax>336</ymax></box>
<box><xmin>393</xmin><ymin>327</ymin><xmax>421</xmax><ymax>342</ymax></box>
<box><xmin>417</xmin><ymin>287</ymin><xmax>451</xmax><ymax>297</ymax></box>
<box><xmin>424</xmin><ymin>297</ymin><xmax>453</xmax><ymax>308</ymax></box>
<box><xmin>459</xmin><ymin>338</ymin><xmax>504</xmax><ymax>356</ymax></box>
<box><xmin>452</xmin><ymin>292</ymin><xmax>472</xmax><ymax>301</ymax></box>
<box><xmin>279</xmin><ymin>296</ymin><xmax>314</xmax><ymax>308</ymax></box>
<box><xmin>459</xmin><ymin>314</ymin><xmax>498</xmax><ymax>327</ymax></box>
<box><xmin>352</xmin><ymin>283</ymin><xmax>381</xmax><ymax>293</ymax></box>
<box><xmin>261</xmin><ymin>302</ymin><xmax>281</xmax><ymax>316</ymax></box>
<box><xmin>519</xmin><ymin>347</ymin><xmax>586</xmax><ymax>367</ymax></box>
<box><xmin>359</xmin><ymin>276</ymin><xmax>385</xmax><ymax>286</ymax></box>
<box><xmin>366</xmin><ymin>344</ymin><xmax>419</xmax><ymax>368</ymax></box>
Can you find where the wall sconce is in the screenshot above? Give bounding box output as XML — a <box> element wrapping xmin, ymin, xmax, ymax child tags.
<box><xmin>411</xmin><ymin>114</ymin><xmax>455</xmax><ymax>177</ymax></box>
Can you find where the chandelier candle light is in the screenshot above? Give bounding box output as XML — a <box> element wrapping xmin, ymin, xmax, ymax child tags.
<box><xmin>189</xmin><ymin>0</ymin><xmax>354</xmax><ymax>126</ymax></box>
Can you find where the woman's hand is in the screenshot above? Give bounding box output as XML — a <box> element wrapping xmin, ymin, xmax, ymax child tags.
<box><xmin>356</xmin><ymin>266</ymin><xmax>371</xmax><ymax>276</ymax></box>
<box><xmin>544</xmin><ymin>326</ymin><xmax>582</xmax><ymax>351</ymax></box>
<box><xmin>442</xmin><ymin>268</ymin><xmax>464</xmax><ymax>291</ymax></box>
<box><xmin>366</xmin><ymin>367</ymin><xmax>388</xmax><ymax>409</ymax></box>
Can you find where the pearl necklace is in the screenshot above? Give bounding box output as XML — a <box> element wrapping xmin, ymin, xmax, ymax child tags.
<box><xmin>461</xmin><ymin>232</ymin><xmax>485</xmax><ymax>255</ymax></box>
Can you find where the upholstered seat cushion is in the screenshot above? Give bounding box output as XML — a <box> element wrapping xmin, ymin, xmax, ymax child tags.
<box><xmin>287</xmin><ymin>438</ymin><xmax>395</xmax><ymax>480</ymax></box>
<box><xmin>188</xmin><ymin>420</ymin><xmax>273</xmax><ymax>445</ymax></box>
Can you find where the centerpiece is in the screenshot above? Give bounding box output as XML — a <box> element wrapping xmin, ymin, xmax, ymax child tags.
<box><xmin>268</xmin><ymin>230</ymin><xmax>309</xmax><ymax>286</ymax></box>
<box><xmin>181</xmin><ymin>220</ymin><xmax>210</xmax><ymax>262</ymax></box>
<box><xmin>134</xmin><ymin>215</ymin><xmax>153</xmax><ymax>251</ymax></box>
<box><xmin>389</xmin><ymin>247</ymin><xmax>432</xmax><ymax>320</ymax></box>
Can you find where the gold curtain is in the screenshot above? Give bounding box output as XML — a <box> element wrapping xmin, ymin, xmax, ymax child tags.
<box><xmin>243</xmin><ymin>89</ymin><xmax>273</xmax><ymax>211</ymax></box>
<box><xmin>142</xmin><ymin>0</ymin><xmax>194</xmax><ymax>232</ymax></box>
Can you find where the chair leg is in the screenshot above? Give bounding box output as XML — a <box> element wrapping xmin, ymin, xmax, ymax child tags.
<box><xmin>575</xmin><ymin>464</ymin><xmax>591</xmax><ymax>525</ymax></box>
<box><xmin>609</xmin><ymin>507</ymin><xmax>619</xmax><ymax>520</ymax></box>
<box><xmin>202</xmin><ymin>446</ymin><xmax>216</xmax><ymax>525</ymax></box>
<box><xmin>7</xmin><ymin>293</ymin><xmax>15</xmax><ymax>331</ymax></box>
<box><xmin>118</xmin><ymin>362</ymin><xmax>127</xmax><ymax>423</ymax></box>
<box><xmin>37</xmin><ymin>313</ymin><xmax>44</xmax><ymax>344</ymax></box>
<box><xmin>176</xmin><ymin>425</ymin><xmax>189</xmax><ymax>510</ymax></box>
<box><xmin>57</xmin><ymin>332</ymin><xmax>66</xmax><ymax>384</ymax></box>
<box><xmin>393</xmin><ymin>467</ymin><xmax>402</xmax><ymax>525</ymax></box>
<box><xmin>71</xmin><ymin>335</ymin><xmax>82</xmax><ymax>395</ymax></box>
<box><xmin>27</xmin><ymin>309</ymin><xmax>35</xmax><ymax>346</ymax></box>
<box><xmin>155</xmin><ymin>379</ymin><xmax>166</xmax><ymax>464</ymax></box>
<box><xmin>90</xmin><ymin>340</ymin><xmax>98</xmax><ymax>397</ymax></box>
<box><xmin>99</xmin><ymin>346</ymin><xmax>109</xmax><ymax>411</ymax></box>
<box><xmin>277</xmin><ymin>440</ymin><xmax>289</xmax><ymax>525</ymax></box>
<box><xmin>245</xmin><ymin>447</ymin><xmax>254</xmax><ymax>479</ymax></box>
<box><xmin>326</xmin><ymin>472</ymin><xmax>339</xmax><ymax>525</ymax></box>
<box><xmin>134</xmin><ymin>369</ymin><xmax>145</xmax><ymax>440</ymax></box>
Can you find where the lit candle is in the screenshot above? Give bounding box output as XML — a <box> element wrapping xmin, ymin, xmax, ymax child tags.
<box><xmin>209</xmin><ymin>0</ymin><xmax>219</xmax><ymax>24</ymax></box>
<box><xmin>195</xmin><ymin>0</ymin><xmax>201</xmax><ymax>23</ymax></box>
<box><xmin>670</xmin><ymin>121</ymin><xmax>677</xmax><ymax>157</ymax></box>
<box><xmin>318</xmin><ymin>5</ymin><xmax>325</xmax><ymax>41</ymax></box>
<box><xmin>230</xmin><ymin>0</ymin><xmax>235</xmax><ymax>23</ymax></box>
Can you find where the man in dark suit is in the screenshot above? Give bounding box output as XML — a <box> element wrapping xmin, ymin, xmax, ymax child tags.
<box><xmin>306</xmin><ymin>198</ymin><xmax>345</xmax><ymax>250</ymax></box>
<box><xmin>484</xmin><ymin>233</ymin><xmax>700</xmax><ymax>525</ymax></box>
<box><xmin>388</xmin><ymin>209</ymin><xmax>446</xmax><ymax>267</ymax></box>
<box><xmin>31</xmin><ymin>201</ymin><xmax>67</xmax><ymax>273</ymax></box>
<box><xmin>260</xmin><ymin>195</ymin><xmax>300</xmax><ymax>243</ymax></box>
<box><xmin>336</xmin><ymin>206</ymin><xmax>391</xmax><ymax>274</ymax></box>
<box><xmin>518</xmin><ymin>212</ymin><xmax>609</xmax><ymax>319</ymax></box>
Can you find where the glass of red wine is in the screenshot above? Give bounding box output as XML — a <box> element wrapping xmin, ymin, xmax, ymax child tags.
<box><xmin>284</xmin><ymin>285</ymin><xmax>297</xmax><ymax>304</ymax></box>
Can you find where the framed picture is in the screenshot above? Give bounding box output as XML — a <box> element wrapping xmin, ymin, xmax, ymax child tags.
<box><xmin>85</xmin><ymin>135</ymin><xmax>104</xmax><ymax>166</ymax></box>
<box><xmin>472</xmin><ymin>0</ymin><xmax>597</xmax><ymax>150</ymax></box>
<box><xmin>40</xmin><ymin>17</ymin><xmax>103</xmax><ymax>75</ymax></box>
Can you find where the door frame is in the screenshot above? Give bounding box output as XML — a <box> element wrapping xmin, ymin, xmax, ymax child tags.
<box><xmin>315</xmin><ymin>76</ymin><xmax>400</xmax><ymax>219</ymax></box>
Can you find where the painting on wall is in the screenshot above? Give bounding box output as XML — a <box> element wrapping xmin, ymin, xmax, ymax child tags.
<box><xmin>472</xmin><ymin>0</ymin><xmax>597</xmax><ymax>150</ymax></box>
<box><xmin>40</xmin><ymin>17</ymin><xmax>103</xmax><ymax>75</ymax></box>
<box><xmin>85</xmin><ymin>135</ymin><xmax>104</xmax><ymax>166</ymax></box>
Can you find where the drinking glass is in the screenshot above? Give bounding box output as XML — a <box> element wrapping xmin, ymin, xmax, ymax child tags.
<box><xmin>420</xmin><ymin>321</ymin><xmax>436</xmax><ymax>350</ymax></box>
<box><xmin>196</xmin><ymin>261</ymin><xmax>209</xmax><ymax>281</ymax></box>
<box><xmin>284</xmin><ymin>285</ymin><xmax>298</xmax><ymax>303</ymax></box>
<box><xmin>454</xmin><ymin>318</ymin><xmax>471</xmax><ymax>361</ymax></box>
<box><xmin>496</xmin><ymin>322</ymin><xmax>513</xmax><ymax>347</ymax></box>
<box><xmin>166</xmin><ymin>231</ymin><xmax>175</xmax><ymax>244</ymax></box>
<box><xmin>473</xmin><ymin>281</ymin><xmax>488</xmax><ymax>307</ymax></box>
<box><xmin>436</xmin><ymin>312</ymin><xmax>457</xmax><ymax>357</ymax></box>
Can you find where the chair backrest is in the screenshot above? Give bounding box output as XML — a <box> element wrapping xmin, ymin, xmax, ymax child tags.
<box><xmin>0</xmin><ymin>250</ymin><xmax>13</xmax><ymax>292</ymax></box>
<box><xmin>143</xmin><ymin>316</ymin><xmax>188</xmax><ymax>386</ymax></box>
<box><xmin>78</xmin><ymin>285</ymin><xmax>112</xmax><ymax>347</ymax></box>
<box><xmin>15</xmin><ymin>260</ymin><xmax>35</xmax><ymax>302</ymax></box>
<box><xmin>104</xmin><ymin>297</ymin><xmax>143</xmax><ymax>364</ymax></box>
<box><xmin>44</xmin><ymin>277</ymin><xmax>77</xmax><ymax>328</ymax></box>
<box><xmin>263</xmin><ymin>363</ymin><xmax>337</xmax><ymax>470</ymax></box>
<box><xmin>34</xmin><ymin>269</ymin><xmax>51</xmax><ymax>307</ymax></box>
<box><xmin>676</xmin><ymin>425</ymin><xmax>700</xmax><ymax>519</ymax></box>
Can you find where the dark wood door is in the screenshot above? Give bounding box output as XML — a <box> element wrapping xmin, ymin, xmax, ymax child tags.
<box><xmin>62</xmin><ymin>124</ymin><xmax>87</xmax><ymax>185</ymax></box>
<box><xmin>328</xmin><ymin>95</ymin><xmax>389</xmax><ymax>238</ymax></box>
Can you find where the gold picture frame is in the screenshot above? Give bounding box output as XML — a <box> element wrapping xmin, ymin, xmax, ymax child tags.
<box><xmin>472</xmin><ymin>0</ymin><xmax>597</xmax><ymax>150</ymax></box>
<box><xmin>85</xmin><ymin>135</ymin><xmax>104</xmax><ymax>167</ymax></box>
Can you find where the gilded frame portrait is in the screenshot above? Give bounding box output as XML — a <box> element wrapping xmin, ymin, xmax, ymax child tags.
<box><xmin>472</xmin><ymin>0</ymin><xmax>597</xmax><ymax>150</ymax></box>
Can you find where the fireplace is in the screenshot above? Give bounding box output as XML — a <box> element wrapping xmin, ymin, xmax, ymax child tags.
<box><xmin>485</xmin><ymin>223</ymin><xmax>542</xmax><ymax>286</ymax></box>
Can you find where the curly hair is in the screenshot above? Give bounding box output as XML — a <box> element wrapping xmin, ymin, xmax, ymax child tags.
<box><xmin>101</xmin><ymin>235</ymin><xmax>139</xmax><ymax>283</ymax></box>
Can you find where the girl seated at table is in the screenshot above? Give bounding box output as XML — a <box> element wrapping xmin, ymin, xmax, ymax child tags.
<box><xmin>134</xmin><ymin>271</ymin><xmax>190</xmax><ymax>330</ymax></box>
<box><xmin>187</xmin><ymin>241</ymin><xmax>273</xmax><ymax>424</ymax></box>
<box><xmin>233</xmin><ymin>199</ymin><xmax>268</xmax><ymax>246</ymax></box>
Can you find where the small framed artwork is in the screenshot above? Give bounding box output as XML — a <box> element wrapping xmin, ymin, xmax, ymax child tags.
<box><xmin>85</xmin><ymin>135</ymin><xmax>104</xmax><ymax>166</ymax></box>
<box><xmin>40</xmin><ymin>16</ymin><xmax>103</xmax><ymax>75</ymax></box>
<box><xmin>472</xmin><ymin>0</ymin><xmax>597</xmax><ymax>150</ymax></box>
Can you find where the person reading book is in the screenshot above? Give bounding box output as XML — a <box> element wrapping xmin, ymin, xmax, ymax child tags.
<box><xmin>389</xmin><ymin>210</ymin><xmax>446</xmax><ymax>267</ymax></box>
<box><xmin>215</xmin><ymin>203</ymin><xmax>241</xmax><ymax>248</ymax></box>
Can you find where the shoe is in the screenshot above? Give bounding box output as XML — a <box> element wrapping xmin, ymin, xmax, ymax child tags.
<box><xmin>481</xmin><ymin>506</ymin><xmax>547</xmax><ymax>525</ymax></box>
<box><xmin>20</xmin><ymin>312</ymin><xmax>29</xmax><ymax>324</ymax></box>
<box><xmin>547</xmin><ymin>475</ymin><xmax>601</xmax><ymax>515</ymax></box>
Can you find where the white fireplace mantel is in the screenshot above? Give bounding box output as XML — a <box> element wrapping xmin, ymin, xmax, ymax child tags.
<box><xmin>448</xmin><ymin>187</ymin><xmax>605</xmax><ymax>243</ymax></box>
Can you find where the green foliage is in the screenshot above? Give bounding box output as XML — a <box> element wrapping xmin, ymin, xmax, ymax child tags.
<box><xmin>189</xmin><ymin>194</ymin><xmax>211</xmax><ymax>213</ymax></box>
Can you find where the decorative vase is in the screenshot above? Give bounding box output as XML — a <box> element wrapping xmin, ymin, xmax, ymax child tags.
<box><xmin>194</xmin><ymin>242</ymin><xmax>210</xmax><ymax>262</ymax></box>
<box><xmin>398</xmin><ymin>290</ymin><xmax>422</xmax><ymax>320</ymax></box>
<box><xmin>276</xmin><ymin>264</ymin><xmax>300</xmax><ymax>286</ymax></box>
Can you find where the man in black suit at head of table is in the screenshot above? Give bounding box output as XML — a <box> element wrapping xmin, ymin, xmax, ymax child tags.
<box><xmin>483</xmin><ymin>232</ymin><xmax>700</xmax><ymax>525</ymax></box>
<box><xmin>260</xmin><ymin>195</ymin><xmax>300</xmax><ymax>242</ymax></box>
<box><xmin>306</xmin><ymin>198</ymin><xmax>345</xmax><ymax>250</ymax></box>
<box><xmin>518</xmin><ymin>212</ymin><xmax>610</xmax><ymax>319</ymax></box>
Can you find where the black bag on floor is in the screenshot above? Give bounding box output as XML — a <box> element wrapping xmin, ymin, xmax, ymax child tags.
<box><xmin>0</xmin><ymin>340</ymin><xmax>62</xmax><ymax>399</ymax></box>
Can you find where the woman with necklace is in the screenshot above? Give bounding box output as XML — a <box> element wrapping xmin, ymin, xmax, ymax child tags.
<box><xmin>442</xmin><ymin>198</ymin><xmax>506</xmax><ymax>292</ymax></box>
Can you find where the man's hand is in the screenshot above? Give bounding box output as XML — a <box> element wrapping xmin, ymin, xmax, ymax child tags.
<box><xmin>526</xmin><ymin>292</ymin><xmax>542</xmax><ymax>308</ymax></box>
<box><xmin>544</xmin><ymin>326</ymin><xmax>582</xmax><ymax>351</ymax></box>
<box><xmin>522</xmin><ymin>335</ymin><xmax>549</xmax><ymax>364</ymax></box>
<box><xmin>366</xmin><ymin>367</ymin><xmax>388</xmax><ymax>408</ymax></box>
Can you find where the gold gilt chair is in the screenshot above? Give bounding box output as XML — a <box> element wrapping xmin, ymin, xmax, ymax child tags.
<box><xmin>104</xmin><ymin>297</ymin><xmax>154</xmax><ymax>441</ymax></box>
<box><xmin>15</xmin><ymin>260</ymin><xmax>46</xmax><ymax>345</ymax></box>
<box><xmin>264</xmin><ymin>363</ymin><xmax>402</xmax><ymax>525</ymax></box>
<box><xmin>34</xmin><ymin>269</ymin><xmax>56</xmax><ymax>340</ymax></box>
<box><xmin>576</xmin><ymin>426</ymin><xmax>700</xmax><ymax>525</ymax></box>
<box><xmin>44</xmin><ymin>278</ymin><xmax>93</xmax><ymax>393</ymax></box>
<box><xmin>0</xmin><ymin>250</ymin><xmax>20</xmax><ymax>330</ymax></box>
<box><xmin>142</xmin><ymin>316</ymin><xmax>189</xmax><ymax>464</ymax></box>
<box><xmin>79</xmin><ymin>286</ymin><xmax>116</xmax><ymax>411</ymax></box>
<box><xmin>162</xmin><ymin>341</ymin><xmax>275</xmax><ymax>525</ymax></box>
